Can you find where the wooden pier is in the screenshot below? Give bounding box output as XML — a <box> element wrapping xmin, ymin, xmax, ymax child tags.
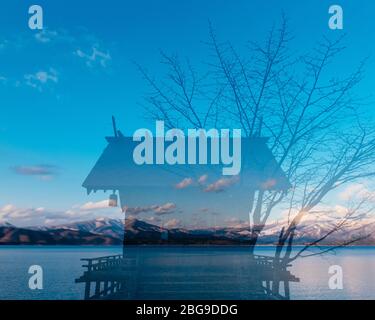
<box><xmin>75</xmin><ymin>252</ymin><xmax>299</xmax><ymax>300</ymax></box>
<box><xmin>75</xmin><ymin>254</ymin><xmax>138</xmax><ymax>300</ymax></box>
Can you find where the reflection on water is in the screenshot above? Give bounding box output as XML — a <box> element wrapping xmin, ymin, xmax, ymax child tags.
<box><xmin>75</xmin><ymin>248</ymin><xmax>299</xmax><ymax>300</ymax></box>
<box><xmin>1</xmin><ymin>246</ymin><xmax>375</xmax><ymax>299</ymax></box>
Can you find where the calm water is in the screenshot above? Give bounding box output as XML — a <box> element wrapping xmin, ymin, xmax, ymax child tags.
<box><xmin>0</xmin><ymin>246</ymin><xmax>374</xmax><ymax>300</ymax></box>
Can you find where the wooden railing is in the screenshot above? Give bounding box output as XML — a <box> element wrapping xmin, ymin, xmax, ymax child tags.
<box><xmin>77</xmin><ymin>254</ymin><xmax>136</xmax><ymax>299</ymax></box>
<box><xmin>249</xmin><ymin>254</ymin><xmax>291</xmax><ymax>271</ymax></box>
<box><xmin>80</xmin><ymin>253</ymin><xmax>285</xmax><ymax>272</ymax></box>
<box><xmin>81</xmin><ymin>254</ymin><xmax>124</xmax><ymax>272</ymax></box>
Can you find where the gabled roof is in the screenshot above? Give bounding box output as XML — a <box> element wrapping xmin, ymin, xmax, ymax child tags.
<box><xmin>82</xmin><ymin>135</ymin><xmax>291</xmax><ymax>193</ymax></box>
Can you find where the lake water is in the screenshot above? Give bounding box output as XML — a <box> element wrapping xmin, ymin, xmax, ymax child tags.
<box><xmin>0</xmin><ymin>246</ymin><xmax>374</xmax><ymax>300</ymax></box>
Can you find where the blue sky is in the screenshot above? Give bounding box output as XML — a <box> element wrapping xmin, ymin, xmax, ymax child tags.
<box><xmin>0</xmin><ymin>0</ymin><xmax>374</xmax><ymax>227</ymax></box>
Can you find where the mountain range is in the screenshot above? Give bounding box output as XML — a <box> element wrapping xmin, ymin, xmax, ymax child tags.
<box><xmin>0</xmin><ymin>217</ymin><xmax>373</xmax><ymax>245</ymax></box>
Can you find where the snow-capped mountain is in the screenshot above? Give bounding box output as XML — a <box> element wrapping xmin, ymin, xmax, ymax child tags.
<box><xmin>48</xmin><ymin>217</ymin><xmax>125</xmax><ymax>238</ymax></box>
<box><xmin>0</xmin><ymin>216</ymin><xmax>373</xmax><ymax>245</ymax></box>
<box><xmin>0</xmin><ymin>222</ymin><xmax>14</xmax><ymax>228</ymax></box>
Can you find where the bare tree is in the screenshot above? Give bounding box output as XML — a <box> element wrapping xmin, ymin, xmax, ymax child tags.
<box><xmin>138</xmin><ymin>16</ymin><xmax>375</xmax><ymax>254</ymax></box>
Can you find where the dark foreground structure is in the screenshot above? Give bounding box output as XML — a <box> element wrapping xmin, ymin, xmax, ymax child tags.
<box><xmin>75</xmin><ymin>251</ymin><xmax>299</xmax><ymax>300</ymax></box>
<box><xmin>76</xmin><ymin>120</ymin><xmax>297</xmax><ymax>299</ymax></box>
<box><xmin>81</xmin><ymin>119</ymin><xmax>291</xmax><ymax>244</ymax></box>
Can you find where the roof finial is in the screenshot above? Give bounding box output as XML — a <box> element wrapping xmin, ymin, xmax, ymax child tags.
<box><xmin>112</xmin><ymin>115</ymin><xmax>118</xmax><ymax>138</ymax></box>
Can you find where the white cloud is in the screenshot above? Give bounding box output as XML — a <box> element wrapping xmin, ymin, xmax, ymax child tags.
<box><xmin>143</xmin><ymin>216</ymin><xmax>161</xmax><ymax>224</ymax></box>
<box><xmin>153</xmin><ymin>203</ymin><xmax>176</xmax><ymax>215</ymax></box>
<box><xmin>0</xmin><ymin>204</ymin><xmax>56</xmax><ymax>225</ymax></box>
<box><xmin>80</xmin><ymin>200</ymin><xmax>109</xmax><ymax>211</ymax></box>
<box><xmin>125</xmin><ymin>202</ymin><xmax>177</xmax><ymax>217</ymax></box>
<box><xmin>198</xmin><ymin>174</ymin><xmax>208</xmax><ymax>184</ymax></box>
<box><xmin>75</xmin><ymin>47</ymin><xmax>111</xmax><ymax>68</ymax></box>
<box><xmin>204</xmin><ymin>176</ymin><xmax>239</xmax><ymax>192</ymax></box>
<box><xmin>175</xmin><ymin>178</ymin><xmax>193</xmax><ymax>189</ymax></box>
<box><xmin>0</xmin><ymin>201</ymin><xmax>122</xmax><ymax>227</ymax></box>
<box><xmin>269</xmin><ymin>199</ymin><xmax>375</xmax><ymax>236</ymax></box>
<box><xmin>34</xmin><ymin>29</ymin><xmax>58</xmax><ymax>43</ymax></box>
<box><xmin>125</xmin><ymin>206</ymin><xmax>153</xmax><ymax>215</ymax></box>
<box><xmin>224</xmin><ymin>217</ymin><xmax>249</xmax><ymax>229</ymax></box>
<box><xmin>24</xmin><ymin>68</ymin><xmax>58</xmax><ymax>91</ymax></box>
<box><xmin>164</xmin><ymin>218</ymin><xmax>181</xmax><ymax>228</ymax></box>
<box><xmin>11</xmin><ymin>164</ymin><xmax>57</xmax><ymax>180</ymax></box>
<box><xmin>339</xmin><ymin>183</ymin><xmax>375</xmax><ymax>201</ymax></box>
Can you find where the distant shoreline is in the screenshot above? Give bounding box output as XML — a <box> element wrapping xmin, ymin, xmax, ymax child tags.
<box><xmin>2</xmin><ymin>218</ymin><xmax>374</xmax><ymax>246</ymax></box>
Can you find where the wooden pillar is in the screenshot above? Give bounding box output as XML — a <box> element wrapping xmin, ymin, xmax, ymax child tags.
<box><xmin>84</xmin><ymin>281</ymin><xmax>91</xmax><ymax>300</ymax></box>
<box><xmin>266</xmin><ymin>280</ymin><xmax>270</xmax><ymax>292</ymax></box>
<box><xmin>95</xmin><ymin>281</ymin><xmax>101</xmax><ymax>297</ymax></box>
<box><xmin>284</xmin><ymin>281</ymin><xmax>290</xmax><ymax>299</ymax></box>
<box><xmin>104</xmin><ymin>280</ymin><xmax>109</xmax><ymax>296</ymax></box>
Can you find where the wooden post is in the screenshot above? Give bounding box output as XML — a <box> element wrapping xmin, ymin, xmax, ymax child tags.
<box><xmin>104</xmin><ymin>280</ymin><xmax>109</xmax><ymax>296</ymax></box>
<box><xmin>284</xmin><ymin>281</ymin><xmax>290</xmax><ymax>299</ymax></box>
<box><xmin>84</xmin><ymin>281</ymin><xmax>91</xmax><ymax>300</ymax></box>
<box><xmin>87</xmin><ymin>259</ymin><xmax>93</xmax><ymax>272</ymax></box>
<box><xmin>266</xmin><ymin>280</ymin><xmax>270</xmax><ymax>292</ymax></box>
<box><xmin>95</xmin><ymin>281</ymin><xmax>101</xmax><ymax>297</ymax></box>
